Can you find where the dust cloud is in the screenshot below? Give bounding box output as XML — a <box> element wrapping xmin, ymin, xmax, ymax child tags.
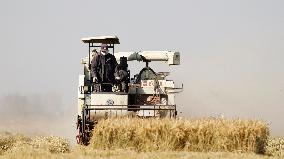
<box><xmin>0</xmin><ymin>93</ymin><xmax>77</xmax><ymax>143</ymax></box>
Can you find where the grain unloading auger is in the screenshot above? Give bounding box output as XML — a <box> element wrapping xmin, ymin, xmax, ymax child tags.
<box><xmin>77</xmin><ymin>36</ymin><xmax>183</xmax><ymax>145</ymax></box>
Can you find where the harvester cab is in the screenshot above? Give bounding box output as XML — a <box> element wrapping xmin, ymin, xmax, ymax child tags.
<box><xmin>77</xmin><ymin>36</ymin><xmax>183</xmax><ymax>144</ymax></box>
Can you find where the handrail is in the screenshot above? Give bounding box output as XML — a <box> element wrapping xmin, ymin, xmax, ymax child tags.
<box><xmin>86</xmin><ymin>104</ymin><xmax>175</xmax><ymax>107</ymax></box>
<box><xmin>85</xmin><ymin>104</ymin><xmax>175</xmax><ymax>110</ymax></box>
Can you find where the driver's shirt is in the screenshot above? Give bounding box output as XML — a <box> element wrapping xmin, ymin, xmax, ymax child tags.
<box><xmin>91</xmin><ymin>52</ymin><xmax>117</xmax><ymax>83</ymax></box>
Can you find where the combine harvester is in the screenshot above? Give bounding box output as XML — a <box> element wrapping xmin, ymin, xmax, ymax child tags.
<box><xmin>77</xmin><ymin>36</ymin><xmax>183</xmax><ymax>144</ymax></box>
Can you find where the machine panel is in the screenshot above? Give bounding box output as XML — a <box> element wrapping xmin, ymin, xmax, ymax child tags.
<box><xmin>91</xmin><ymin>93</ymin><xmax>128</xmax><ymax>105</ymax></box>
<box><xmin>89</xmin><ymin>93</ymin><xmax>129</xmax><ymax>119</ymax></box>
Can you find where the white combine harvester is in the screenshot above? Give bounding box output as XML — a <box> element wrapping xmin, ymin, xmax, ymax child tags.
<box><xmin>77</xmin><ymin>36</ymin><xmax>183</xmax><ymax>144</ymax></box>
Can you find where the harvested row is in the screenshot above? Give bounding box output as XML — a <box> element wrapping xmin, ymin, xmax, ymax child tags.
<box><xmin>90</xmin><ymin>117</ymin><xmax>269</xmax><ymax>153</ymax></box>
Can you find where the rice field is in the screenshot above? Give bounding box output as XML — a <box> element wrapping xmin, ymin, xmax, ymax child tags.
<box><xmin>91</xmin><ymin>117</ymin><xmax>269</xmax><ymax>153</ymax></box>
<box><xmin>0</xmin><ymin>117</ymin><xmax>283</xmax><ymax>159</ymax></box>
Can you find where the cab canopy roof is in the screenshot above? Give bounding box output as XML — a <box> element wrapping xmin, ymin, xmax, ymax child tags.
<box><xmin>81</xmin><ymin>36</ymin><xmax>120</xmax><ymax>44</ymax></box>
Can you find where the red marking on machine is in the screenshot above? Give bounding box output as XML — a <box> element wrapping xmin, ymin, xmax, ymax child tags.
<box><xmin>142</xmin><ymin>80</ymin><xmax>147</xmax><ymax>87</ymax></box>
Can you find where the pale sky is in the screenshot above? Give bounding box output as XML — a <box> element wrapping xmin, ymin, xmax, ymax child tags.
<box><xmin>0</xmin><ymin>0</ymin><xmax>283</xmax><ymax>138</ymax></box>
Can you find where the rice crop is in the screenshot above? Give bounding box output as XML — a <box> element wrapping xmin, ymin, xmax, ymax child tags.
<box><xmin>265</xmin><ymin>137</ymin><xmax>284</xmax><ymax>157</ymax></box>
<box><xmin>0</xmin><ymin>132</ymin><xmax>70</xmax><ymax>155</ymax></box>
<box><xmin>90</xmin><ymin>117</ymin><xmax>269</xmax><ymax>153</ymax></box>
<box><xmin>0</xmin><ymin>120</ymin><xmax>283</xmax><ymax>159</ymax></box>
<box><xmin>0</xmin><ymin>132</ymin><xmax>31</xmax><ymax>155</ymax></box>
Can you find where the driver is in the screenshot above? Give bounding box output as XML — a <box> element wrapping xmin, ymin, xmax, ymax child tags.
<box><xmin>91</xmin><ymin>44</ymin><xmax>117</xmax><ymax>91</ymax></box>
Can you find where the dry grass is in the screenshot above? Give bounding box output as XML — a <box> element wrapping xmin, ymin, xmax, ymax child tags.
<box><xmin>90</xmin><ymin>117</ymin><xmax>269</xmax><ymax>153</ymax></box>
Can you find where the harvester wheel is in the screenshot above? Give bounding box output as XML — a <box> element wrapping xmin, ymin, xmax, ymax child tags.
<box><xmin>76</xmin><ymin>135</ymin><xmax>82</xmax><ymax>144</ymax></box>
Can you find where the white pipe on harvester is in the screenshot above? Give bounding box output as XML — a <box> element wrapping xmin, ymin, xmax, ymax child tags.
<box><xmin>114</xmin><ymin>51</ymin><xmax>180</xmax><ymax>65</ymax></box>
